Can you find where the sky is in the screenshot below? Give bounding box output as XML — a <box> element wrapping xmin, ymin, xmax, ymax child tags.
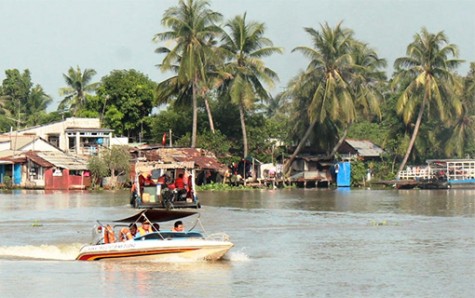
<box><xmin>0</xmin><ymin>0</ymin><xmax>474</xmax><ymax>111</ymax></box>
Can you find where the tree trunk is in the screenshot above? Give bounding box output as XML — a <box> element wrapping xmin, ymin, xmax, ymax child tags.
<box><xmin>204</xmin><ymin>96</ymin><xmax>215</xmax><ymax>133</ymax></box>
<box><xmin>191</xmin><ymin>78</ymin><xmax>198</xmax><ymax>148</ymax></box>
<box><xmin>239</xmin><ymin>104</ymin><xmax>248</xmax><ymax>158</ymax></box>
<box><xmin>397</xmin><ymin>95</ymin><xmax>427</xmax><ymax>173</ymax></box>
<box><xmin>325</xmin><ymin>126</ymin><xmax>349</xmax><ymax>159</ymax></box>
<box><xmin>283</xmin><ymin>118</ymin><xmax>318</xmax><ymax>175</ymax></box>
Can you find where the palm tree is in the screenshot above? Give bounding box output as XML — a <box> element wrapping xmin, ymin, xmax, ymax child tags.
<box><xmin>282</xmin><ymin>22</ymin><xmax>386</xmax><ymax>175</ymax></box>
<box><xmin>262</xmin><ymin>93</ymin><xmax>285</xmax><ymax>118</ymax></box>
<box><xmin>217</xmin><ymin>13</ymin><xmax>282</xmax><ymax>157</ymax></box>
<box><xmin>153</xmin><ymin>0</ymin><xmax>222</xmax><ymax>147</ymax></box>
<box><xmin>58</xmin><ymin>66</ymin><xmax>99</xmax><ymax>115</ymax></box>
<box><xmin>392</xmin><ymin>28</ymin><xmax>462</xmax><ymax>172</ymax></box>
<box><xmin>25</xmin><ymin>85</ymin><xmax>52</xmax><ymax>126</ymax></box>
<box><xmin>444</xmin><ymin>64</ymin><xmax>475</xmax><ymax>157</ymax></box>
<box><xmin>155</xmin><ymin>52</ymin><xmax>219</xmax><ymax>134</ymax></box>
<box><xmin>0</xmin><ymin>69</ymin><xmax>33</xmax><ymax>129</ymax></box>
<box><xmin>282</xmin><ymin>23</ymin><xmax>356</xmax><ymax>174</ymax></box>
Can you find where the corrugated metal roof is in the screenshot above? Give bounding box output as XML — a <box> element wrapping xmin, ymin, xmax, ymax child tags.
<box><xmin>344</xmin><ymin>139</ymin><xmax>384</xmax><ymax>157</ymax></box>
<box><xmin>34</xmin><ymin>151</ymin><xmax>89</xmax><ymax>170</ymax></box>
<box><xmin>25</xmin><ymin>151</ymin><xmax>53</xmax><ymax>167</ymax></box>
<box><xmin>135</xmin><ymin>161</ymin><xmax>195</xmax><ymax>173</ymax></box>
<box><xmin>136</xmin><ymin>147</ymin><xmax>226</xmax><ymax>171</ymax></box>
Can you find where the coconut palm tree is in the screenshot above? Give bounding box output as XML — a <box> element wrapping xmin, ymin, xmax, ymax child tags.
<box><xmin>217</xmin><ymin>13</ymin><xmax>282</xmax><ymax>158</ymax></box>
<box><xmin>58</xmin><ymin>66</ymin><xmax>99</xmax><ymax>115</ymax></box>
<box><xmin>155</xmin><ymin>49</ymin><xmax>221</xmax><ymax>135</ymax></box>
<box><xmin>282</xmin><ymin>22</ymin><xmax>386</xmax><ymax>175</ymax></box>
<box><xmin>392</xmin><ymin>28</ymin><xmax>462</xmax><ymax>172</ymax></box>
<box><xmin>25</xmin><ymin>85</ymin><xmax>52</xmax><ymax>126</ymax></box>
<box><xmin>444</xmin><ymin>64</ymin><xmax>475</xmax><ymax>157</ymax></box>
<box><xmin>153</xmin><ymin>0</ymin><xmax>222</xmax><ymax>147</ymax></box>
<box><xmin>282</xmin><ymin>23</ymin><xmax>355</xmax><ymax>174</ymax></box>
<box><xmin>0</xmin><ymin>69</ymin><xmax>33</xmax><ymax>129</ymax></box>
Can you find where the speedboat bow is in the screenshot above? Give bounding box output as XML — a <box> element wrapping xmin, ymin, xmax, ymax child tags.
<box><xmin>76</xmin><ymin>209</ymin><xmax>233</xmax><ymax>261</ymax></box>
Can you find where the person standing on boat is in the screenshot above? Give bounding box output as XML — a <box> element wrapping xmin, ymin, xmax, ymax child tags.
<box><xmin>137</xmin><ymin>220</ymin><xmax>153</xmax><ymax>236</ymax></box>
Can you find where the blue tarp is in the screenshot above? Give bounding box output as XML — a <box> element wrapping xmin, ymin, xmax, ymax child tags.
<box><xmin>14</xmin><ymin>164</ymin><xmax>21</xmax><ymax>185</ymax></box>
<box><xmin>336</xmin><ymin>162</ymin><xmax>351</xmax><ymax>187</ymax></box>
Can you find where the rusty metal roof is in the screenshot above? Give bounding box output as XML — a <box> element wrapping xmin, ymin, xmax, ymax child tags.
<box><xmin>132</xmin><ymin>147</ymin><xmax>226</xmax><ymax>171</ymax></box>
<box><xmin>26</xmin><ymin>151</ymin><xmax>89</xmax><ymax>170</ymax></box>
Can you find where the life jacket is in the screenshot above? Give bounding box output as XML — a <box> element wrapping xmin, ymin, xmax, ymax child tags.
<box><xmin>104</xmin><ymin>225</ymin><xmax>116</xmax><ymax>244</ymax></box>
<box><xmin>119</xmin><ymin>227</ymin><xmax>134</xmax><ymax>241</ymax></box>
<box><xmin>137</xmin><ymin>226</ymin><xmax>153</xmax><ymax>236</ymax></box>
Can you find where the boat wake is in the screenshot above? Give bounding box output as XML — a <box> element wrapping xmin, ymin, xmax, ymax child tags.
<box><xmin>0</xmin><ymin>243</ymin><xmax>82</xmax><ymax>261</ymax></box>
<box><xmin>223</xmin><ymin>248</ymin><xmax>249</xmax><ymax>262</ymax></box>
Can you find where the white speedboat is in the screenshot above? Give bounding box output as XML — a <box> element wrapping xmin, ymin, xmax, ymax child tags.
<box><xmin>76</xmin><ymin>209</ymin><xmax>233</xmax><ymax>261</ymax></box>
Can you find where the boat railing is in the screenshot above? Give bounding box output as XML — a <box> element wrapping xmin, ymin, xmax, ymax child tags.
<box><xmin>397</xmin><ymin>166</ymin><xmax>433</xmax><ymax>180</ymax></box>
<box><xmin>399</xmin><ymin>162</ymin><xmax>475</xmax><ymax>182</ymax></box>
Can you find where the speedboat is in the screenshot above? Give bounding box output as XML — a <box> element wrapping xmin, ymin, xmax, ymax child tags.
<box><xmin>76</xmin><ymin>209</ymin><xmax>233</xmax><ymax>261</ymax></box>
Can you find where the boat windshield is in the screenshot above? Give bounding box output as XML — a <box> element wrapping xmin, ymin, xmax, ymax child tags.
<box><xmin>134</xmin><ymin>231</ymin><xmax>204</xmax><ymax>241</ymax></box>
<box><xmin>114</xmin><ymin>209</ymin><xmax>198</xmax><ymax>223</ymax></box>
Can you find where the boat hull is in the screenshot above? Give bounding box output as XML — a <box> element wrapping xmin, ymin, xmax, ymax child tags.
<box><xmin>76</xmin><ymin>239</ymin><xmax>233</xmax><ymax>261</ymax></box>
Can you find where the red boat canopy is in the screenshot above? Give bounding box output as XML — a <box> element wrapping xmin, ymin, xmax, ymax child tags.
<box><xmin>114</xmin><ymin>209</ymin><xmax>198</xmax><ymax>223</ymax></box>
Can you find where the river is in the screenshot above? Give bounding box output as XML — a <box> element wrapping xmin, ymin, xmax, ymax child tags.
<box><xmin>0</xmin><ymin>188</ymin><xmax>474</xmax><ymax>297</ymax></box>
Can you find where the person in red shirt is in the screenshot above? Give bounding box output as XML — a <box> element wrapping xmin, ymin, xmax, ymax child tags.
<box><xmin>174</xmin><ymin>173</ymin><xmax>185</xmax><ymax>189</ymax></box>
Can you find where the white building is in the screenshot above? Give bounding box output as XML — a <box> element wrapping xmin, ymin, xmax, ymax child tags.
<box><xmin>3</xmin><ymin>117</ymin><xmax>115</xmax><ymax>156</ymax></box>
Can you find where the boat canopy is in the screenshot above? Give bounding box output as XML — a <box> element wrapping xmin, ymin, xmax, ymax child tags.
<box><xmin>114</xmin><ymin>209</ymin><xmax>198</xmax><ymax>223</ymax></box>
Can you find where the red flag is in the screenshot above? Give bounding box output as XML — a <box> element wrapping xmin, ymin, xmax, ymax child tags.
<box><xmin>162</xmin><ymin>133</ymin><xmax>167</xmax><ymax>146</ymax></box>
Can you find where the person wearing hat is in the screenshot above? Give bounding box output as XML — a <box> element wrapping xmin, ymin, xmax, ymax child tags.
<box><xmin>137</xmin><ymin>220</ymin><xmax>153</xmax><ymax>236</ymax></box>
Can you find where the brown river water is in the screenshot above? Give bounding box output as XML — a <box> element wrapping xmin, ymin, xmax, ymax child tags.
<box><xmin>0</xmin><ymin>188</ymin><xmax>474</xmax><ymax>297</ymax></box>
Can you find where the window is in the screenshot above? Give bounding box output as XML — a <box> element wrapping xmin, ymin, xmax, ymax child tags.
<box><xmin>47</xmin><ymin>134</ymin><xmax>60</xmax><ymax>147</ymax></box>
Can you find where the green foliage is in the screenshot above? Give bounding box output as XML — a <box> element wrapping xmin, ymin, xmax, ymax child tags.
<box><xmin>281</xmin><ymin>22</ymin><xmax>386</xmax><ymax>174</ymax></box>
<box><xmin>2</xmin><ymin>13</ymin><xmax>475</xmax><ymax>176</ymax></box>
<box><xmin>88</xmin><ymin>145</ymin><xmax>130</xmax><ymax>189</ymax></box>
<box><xmin>96</xmin><ymin>70</ymin><xmax>156</xmax><ymax>140</ymax></box>
<box><xmin>348</xmin><ymin>121</ymin><xmax>385</xmax><ymax>146</ymax></box>
<box><xmin>154</xmin><ymin>0</ymin><xmax>223</xmax><ymax>147</ymax></box>
<box><xmin>2</xmin><ymin>176</ymin><xmax>12</xmax><ymax>189</ymax></box>
<box><xmin>371</xmin><ymin>157</ymin><xmax>397</xmax><ymax>181</ymax></box>
<box><xmin>392</xmin><ymin>27</ymin><xmax>462</xmax><ymax>172</ymax></box>
<box><xmin>174</xmin><ymin>132</ymin><xmax>192</xmax><ymax>148</ymax></box>
<box><xmin>102</xmin><ymin>145</ymin><xmax>131</xmax><ymax>178</ymax></box>
<box><xmin>218</xmin><ymin>13</ymin><xmax>283</xmax><ymax>157</ymax></box>
<box><xmin>87</xmin><ymin>156</ymin><xmax>108</xmax><ymax>189</ymax></box>
<box><xmin>0</xmin><ymin>69</ymin><xmax>53</xmax><ymax>130</ymax></box>
<box><xmin>58</xmin><ymin>66</ymin><xmax>99</xmax><ymax>115</ymax></box>
<box><xmin>149</xmin><ymin>108</ymin><xmax>193</xmax><ymax>144</ymax></box>
<box><xmin>197</xmin><ymin>130</ymin><xmax>232</xmax><ymax>159</ymax></box>
<box><xmin>350</xmin><ymin>160</ymin><xmax>366</xmax><ymax>187</ymax></box>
